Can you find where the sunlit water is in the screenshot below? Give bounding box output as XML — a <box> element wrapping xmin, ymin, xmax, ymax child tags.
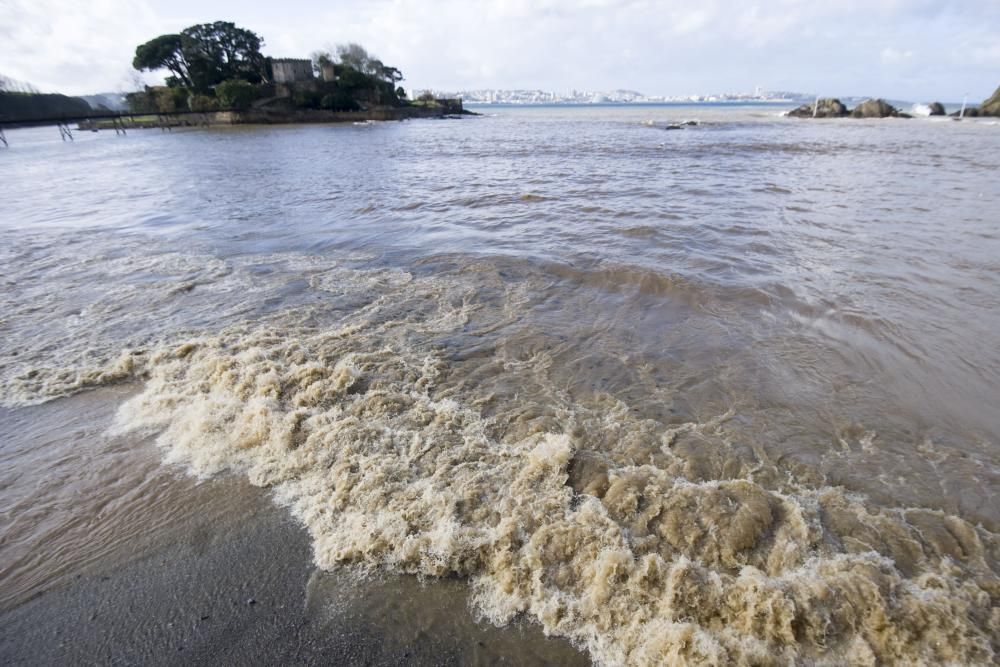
<box><xmin>1</xmin><ymin>106</ymin><xmax>998</xmax><ymax>664</ymax></box>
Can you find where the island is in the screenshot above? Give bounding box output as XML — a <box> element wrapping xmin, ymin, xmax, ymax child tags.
<box><xmin>96</xmin><ymin>21</ymin><xmax>467</xmax><ymax>128</ymax></box>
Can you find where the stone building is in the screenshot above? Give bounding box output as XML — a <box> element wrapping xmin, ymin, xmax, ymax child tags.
<box><xmin>271</xmin><ymin>59</ymin><xmax>314</xmax><ymax>84</ymax></box>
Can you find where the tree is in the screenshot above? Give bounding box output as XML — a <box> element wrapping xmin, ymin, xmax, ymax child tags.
<box><xmin>132</xmin><ymin>22</ymin><xmax>265</xmax><ymax>93</ymax></box>
<box><xmin>181</xmin><ymin>22</ymin><xmax>265</xmax><ymax>90</ymax></box>
<box><xmin>336</xmin><ymin>43</ymin><xmax>374</xmax><ymax>74</ymax></box>
<box><xmin>133</xmin><ymin>34</ymin><xmax>191</xmax><ymax>88</ymax></box>
<box><xmin>382</xmin><ymin>66</ymin><xmax>403</xmax><ymax>89</ymax></box>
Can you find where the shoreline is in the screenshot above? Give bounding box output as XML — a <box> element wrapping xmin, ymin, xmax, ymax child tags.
<box><xmin>0</xmin><ymin>390</ymin><xmax>586</xmax><ymax>666</ymax></box>
<box><xmin>75</xmin><ymin>105</ymin><xmax>476</xmax><ymax>131</ymax></box>
<box><xmin>0</xmin><ymin>481</ymin><xmax>585</xmax><ymax>666</ymax></box>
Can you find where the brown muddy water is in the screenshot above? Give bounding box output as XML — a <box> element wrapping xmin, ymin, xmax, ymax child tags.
<box><xmin>1</xmin><ymin>106</ymin><xmax>998</xmax><ymax>665</ymax></box>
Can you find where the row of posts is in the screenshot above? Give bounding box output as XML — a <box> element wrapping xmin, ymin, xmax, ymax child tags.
<box><xmin>59</xmin><ymin>117</ymin><xmax>128</xmax><ymax>141</ymax></box>
<box><xmin>0</xmin><ymin>117</ymin><xmax>129</xmax><ymax>147</ymax></box>
<box><xmin>0</xmin><ymin>113</ymin><xmax>220</xmax><ymax>147</ymax></box>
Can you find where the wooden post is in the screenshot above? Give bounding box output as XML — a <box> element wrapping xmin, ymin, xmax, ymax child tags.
<box><xmin>0</xmin><ymin>127</ymin><xmax>7</xmax><ymax>148</ymax></box>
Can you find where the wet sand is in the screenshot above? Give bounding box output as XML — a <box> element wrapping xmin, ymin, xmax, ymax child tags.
<box><xmin>0</xmin><ymin>391</ymin><xmax>587</xmax><ymax>666</ymax></box>
<box><xmin>0</xmin><ymin>489</ymin><xmax>586</xmax><ymax>666</ymax></box>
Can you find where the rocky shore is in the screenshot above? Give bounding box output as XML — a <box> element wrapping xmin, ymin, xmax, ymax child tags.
<box><xmin>787</xmin><ymin>85</ymin><xmax>1000</xmax><ymax>119</ymax></box>
<box><xmin>77</xmin><ymin>104</ymin><xmax>476</xmax><ymax>131</ymax></box>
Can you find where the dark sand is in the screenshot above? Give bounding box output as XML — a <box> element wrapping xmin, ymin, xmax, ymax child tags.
<box><xmin>0</xmin><ymin>393</ymin><xmax>588</xmax><ymax>666</ymax></box>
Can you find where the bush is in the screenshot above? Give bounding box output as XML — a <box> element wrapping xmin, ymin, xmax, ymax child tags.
<box><xmin>320</xmin><ymin>92</ymin><xmax>359</xmax><ymax>112</ymax></box>
<box><xmin>337</xmin><ymin>67</ymin><xmax>370</xmax><ymax>91</ymax></box>
<box><xmin>153</xmin><ymin>86</ymin><xmax>189</xmax><ymax>113</ymax></box>
<box><xmin>215</xmin><ymin>79</ymin><xmax>257</xmax><ymax>110</ymax></box>
<box><xmin>189</xmin><ymin>94</ymin><xmax>219</xmax><ymax>112</ymax></box>
<box><xmin>293</xmin><ymin>90</ymin><xmax>322</xmax><ymax>109</ymax></box>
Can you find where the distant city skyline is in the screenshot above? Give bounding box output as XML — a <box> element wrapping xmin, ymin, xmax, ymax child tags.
<box><xmin>416</xmin><ymin>88</ymin><xmax>821</xmax><ymax>105</ymax></box>
<box><xmin>3</xmin><ymin>0</ymin><xmax>998</xmax><ymax>102</ymax></box>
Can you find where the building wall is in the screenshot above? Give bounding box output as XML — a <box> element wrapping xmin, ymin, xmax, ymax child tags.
<box><xmin>272</xmin><ymin>60</ymin><xmax>314</xmax><ymax>84</ymax></box>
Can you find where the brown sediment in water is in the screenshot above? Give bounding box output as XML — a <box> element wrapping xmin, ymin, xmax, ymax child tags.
<box><xmin>4</xmin><ymin>256</ymin><xmax>999</xmax><ymax>665</ymax></box>
<box><xmin>0</xmin><ymin>390</ymin><xmax>585</xmax><ymax>666</ymax></box>
<box><xmin>101</xmin><ymin>300</ymin><xmax>998</xmax><ymax>665</ymax></box>
<box><xmin>3</xmin><ymin>107</ymin><xmax>1000</xmax><ymax>666</ymax></box>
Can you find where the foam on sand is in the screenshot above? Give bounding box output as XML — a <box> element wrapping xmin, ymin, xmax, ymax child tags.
<box><xmin>111</xmin><ymin>319</ymin><xmax>998</xmax><ymax>665</ymax></box>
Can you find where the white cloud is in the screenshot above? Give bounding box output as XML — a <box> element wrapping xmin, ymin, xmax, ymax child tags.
<box><xmin>1</xmin><ymin>0</ymin><xmax>998</xmax><ymax>100</ymax></box>
<box><xmin>1</xmin><ymin>0</ymin><xmax>163</xmax><ymax>93</ymax></box>
<box><xmin>880</xmin><ymin>47</ymin><xmax>914</xmax><ymax>64</ymax></box>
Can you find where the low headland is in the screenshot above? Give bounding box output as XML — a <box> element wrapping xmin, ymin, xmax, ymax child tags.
<box><xmin>1</xmin><ymin>22</ymin><xmax>475</xmax><ymax>131</ymax></box>
<box><xmin>119</xmin><ymin>23</ymin><xmax>475</xmax><ymax>128</ymax></box>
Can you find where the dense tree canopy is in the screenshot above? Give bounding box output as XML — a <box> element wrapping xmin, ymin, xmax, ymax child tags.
<box><xmin>132</xmin><ymin>34</ymin><xmax>190</xmax><ymax>88</ymax></box>
<box><xmin>133</xmin><ymin>22</ymin><xmax>265</xmax><ymax>92</ymax></box>
<box><xmin>130</xmin><ymin>26</ymin><xmax>411</xmax><ymax>112</ymax></box>
<box><xmin>312</xmin><ymin>43</ymin><xmax>405</xmax><ymax>100</ymax></box>
<box><xmin>0</xmin><ymin>91</ymin><xmax>92</xmax><ymax>120</ymax></box>
<box><xmin>181</xmin><ymin>22</ymin><xmax>265</xmax><ymax>89</ymax></box>
<box><xmin>336</xmin><ymin>43</ymin><xmax>376</xmax><ymax>74</ymax></box>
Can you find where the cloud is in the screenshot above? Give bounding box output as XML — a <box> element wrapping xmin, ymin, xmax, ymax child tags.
<box><xmin>1</xmin><ymin>0</ymin><xmax>998</xmax><ymax>100</ymax></box>
<box><xmin>880</xmin><ymin>47</ymin><xmax>915</xmax><ymax>64</ymax></box>
<box><xmin>1</xmin><ymin>0</ymin><xmax>164</xmax><ymax>93</ymax></box>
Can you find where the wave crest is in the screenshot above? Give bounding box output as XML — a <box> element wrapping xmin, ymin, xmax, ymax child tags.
<box><xmin>110</xmin><ymin>321</ymin><xmax>998</xmax><ymax>665</ymax></box>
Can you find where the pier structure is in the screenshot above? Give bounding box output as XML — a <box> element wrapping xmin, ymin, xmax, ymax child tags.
<box><xmin>0</xmin><ymin>109</ymin><xmax>217</xmax><ymax>144</ymax></box>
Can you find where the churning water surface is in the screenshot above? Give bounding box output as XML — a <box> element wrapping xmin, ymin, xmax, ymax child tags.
<box><xmin>1</xmin><ymin>106</ymin><xmax>999</xmax><ymax>664</ymax></box>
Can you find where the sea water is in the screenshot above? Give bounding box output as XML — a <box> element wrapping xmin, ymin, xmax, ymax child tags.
<box><xmin>1</xmin><ymin>106</ymin><xmax>998</xmax><ymax>664</ymax></box>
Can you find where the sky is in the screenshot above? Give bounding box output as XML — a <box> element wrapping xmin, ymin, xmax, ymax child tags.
<box><xmin>2</xmin><ymin>0</ymin><xmax>998</xmax><ymax>102</ymax></box>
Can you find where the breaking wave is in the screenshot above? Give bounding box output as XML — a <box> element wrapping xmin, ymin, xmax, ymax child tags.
<box><xmin>79</xmin><ymin>265</ymin><xmax>998</xmax><ymax>666</ymax></box>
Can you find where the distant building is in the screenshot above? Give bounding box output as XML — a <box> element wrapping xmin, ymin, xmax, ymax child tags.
<box><xmin>271</xmin><ymin>59</ymin><xmax>314</xmax><ymax>84</ymax></box>
<box><xmin>320</xmin><ymin>62</ymin><xmax>340</xmax><ymax>83</ymax></box>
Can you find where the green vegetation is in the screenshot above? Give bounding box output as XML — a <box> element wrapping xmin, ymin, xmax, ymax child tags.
<box><xmin>214</xmin><ymin>79</ymin><xmax>256</xmax><ymax>110</ymax></box>
<box><xmin>132</xmin><ymin>22</ymin><xmax>265</xmax><ymax>92</ymax></box>
<box><xmin>0</xmin><ymin>90</ymin><xmax>92</xmax><ymax>120</ymax></box>
<box><xmin>129</xmin><ymin>23</ymin><xmax>409</xmax><ymax>115</ymax></box>
<box><xmin>1</xmin><ymin>73</ymin><xmax>95</xmax><ymax>120</ymax></box>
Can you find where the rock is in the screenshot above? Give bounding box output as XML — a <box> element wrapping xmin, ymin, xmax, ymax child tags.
<box><xmin>950</xmin><ymin>107</ymin><xmax>980</xmax><ymax>117</ymax></box>
<box><xmin>927</xmin><ymin>102</ymin><xmax>946</xmax><ymax>116</ymax></box>
<box><xmin>850</xmin><ymin>99</ymin><xmax>899</xmax><ymax>118</ymax></box>
<box><xmin>787</xmin><ymin>98</ymin><xmax>848</xmax><ymax>118</ymax></box>
<box><xmin>981</xmin><ymin>85</ymin><xmax>1000</xmax><ymax>116</ymax></box>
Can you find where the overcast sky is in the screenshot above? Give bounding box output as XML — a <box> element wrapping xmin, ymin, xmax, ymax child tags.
<box><xmin>2</xmin><ymin>0</ymin><xmax>998</xmax><ymax>101</ymax></box>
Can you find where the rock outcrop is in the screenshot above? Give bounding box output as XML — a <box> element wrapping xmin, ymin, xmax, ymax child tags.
<box><xmin>927</xmin><ymin>102</ymin><xmax>946</xmax><ymax>116</ymax></box>
<box><xmin>980</xmin><ymin>86</ymin><xmax>1000</xmax><ymax>116</ymax></box>
<box><xmin>787</xmin><ymin>98</ymin><xmax>848</xmax><ymax>118</ymax></box>
<box><xmin>950</xmin><ymin>107</ymin><xmax>980</xmax><ymax>118</ymax></box>
<box><xmin>850</xmin><ymin>98</ymin><xmax>899</xmax><ymax>118</ymax></box>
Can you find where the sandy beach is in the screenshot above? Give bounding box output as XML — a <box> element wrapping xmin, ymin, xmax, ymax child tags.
<box><xmin>0</xmin><ymin>389</ymin><xmax>586</xmax><ymax>666</ymax></box>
